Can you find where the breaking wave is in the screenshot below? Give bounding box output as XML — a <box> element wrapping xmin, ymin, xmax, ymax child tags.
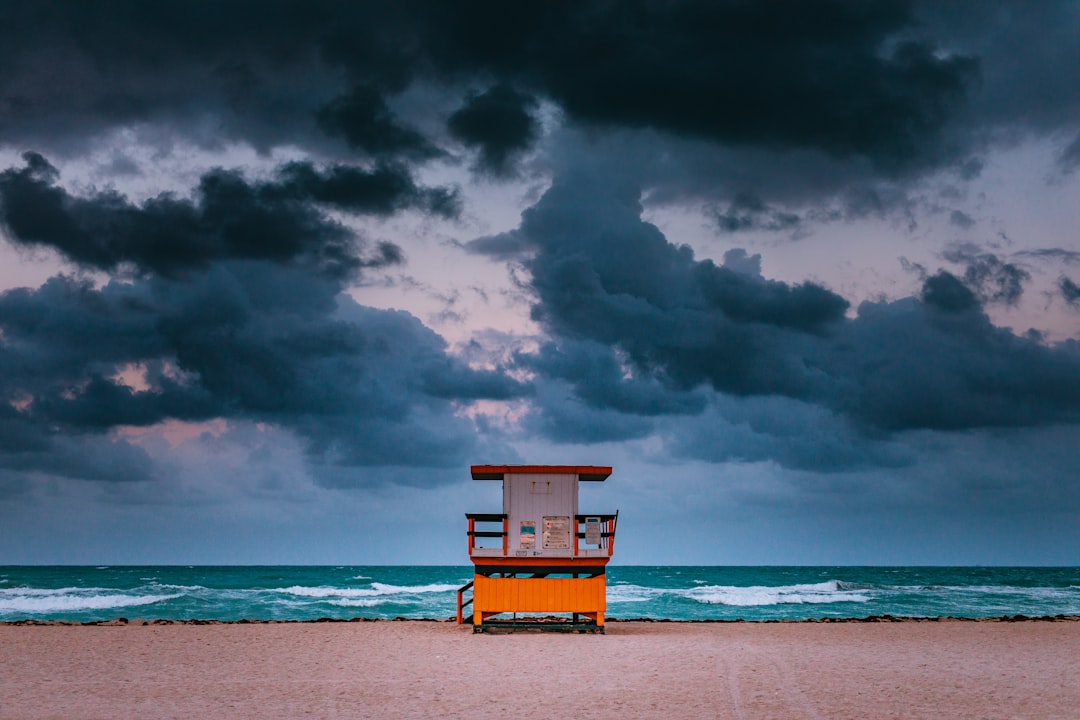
<box><xmin>2</xmin><ymin>567</ymin><xmax>1077</xmax><ymax>622</ymax></box>
<box><xmin>608</xmin><ymin>580</ymin><xmax>870</xmax><ymax>607</ymax></box>
<box><xmin>0</xmin><ymin>587</ymin><xmax>180</xmax><ymax>614</ymax></box>
<box><xmin>279</xmin><ymin>583</ymin><xmax>458</xmax><ymax>599</ymax></box>
<box><xmin>681</xmin><ymin>580</ymin><xmax>870</xmax><ymax>606</ymax></box>
<box><xmin>328</xmin><ymin>598</ymin><xmax>391</xmax><ymax>608</ymax></box>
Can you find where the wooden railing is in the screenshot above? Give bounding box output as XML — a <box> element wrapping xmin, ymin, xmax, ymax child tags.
<box><xmin>465</xmin><ymin>510</ymin><xmax>618</xmax><ymax>558</ymax></box>
<box><xmin>456</xmin><ymin>580</ymin><xmax>474</xmax><ymax>624</ymax></box>
<box><xmin>573</xmin><ymin>511</ymin><xmax>618</xmax><ymax>557</ymax></box>
<box><xmin>466</xmin><ymin>513</ymin><xmax>507</xmax><ymax>555</ymax></box>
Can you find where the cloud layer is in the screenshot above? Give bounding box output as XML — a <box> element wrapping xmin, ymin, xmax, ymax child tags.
<box><xmin>0</xmin><ymin>150</ymin><xmax>525</xmax><ymax>483</ymax></box>
<box><xmin>4</xmin><ymin>2</ymin><xmax>1073</xmax><ymax>167</ymax></box>
<box><xmin>469</xmin><ymin>172</ymin><xmax>1080</xmax><ymax>458</ymax></box>
<box><xmin>0</xmin><ymin>2</ymin><xmax>1077</xmax><ymax>565</ymax></box>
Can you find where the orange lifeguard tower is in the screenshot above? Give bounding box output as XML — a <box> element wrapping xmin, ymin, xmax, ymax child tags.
<box><xmin>457</xmin><ymin>465</ymin><xmax>618</xmax><ymax>632</ymax></box>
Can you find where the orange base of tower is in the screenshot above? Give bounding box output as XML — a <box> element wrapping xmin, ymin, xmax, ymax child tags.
<box><xmin>470</xmin><ymin>573</ymin><xmax>607</xmax><ymax>630</ymax></box>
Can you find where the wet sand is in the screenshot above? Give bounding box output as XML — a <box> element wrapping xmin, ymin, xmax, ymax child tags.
<box><xmin>2</xmin><ymin>620</ymin><xmax>1079</xmax><ymax>719</ymax></box>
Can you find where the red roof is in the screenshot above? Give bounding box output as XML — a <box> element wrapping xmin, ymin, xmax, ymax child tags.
<box><xmin>470</xmin><ymin>465</ymin><xmax>612</xmax><ymax>481</ymax></box>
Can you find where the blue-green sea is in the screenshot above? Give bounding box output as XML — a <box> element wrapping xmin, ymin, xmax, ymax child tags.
<box><xmin>2</xmin><ymin>566</ymin><xmax>1078</xmax><ymax>623</ymax></box>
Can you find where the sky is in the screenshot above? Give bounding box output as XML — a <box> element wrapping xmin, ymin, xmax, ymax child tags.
<box><xmin>1</xmin><ymin>0</ymin><xmax>1079</xmax><ymax>565</ymax></box>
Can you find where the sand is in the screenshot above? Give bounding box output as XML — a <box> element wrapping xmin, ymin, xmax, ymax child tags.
<box><xmin>2</xmin><ymin>620</ymin><xmax>1079</xmax><ymax>719</ymax></box>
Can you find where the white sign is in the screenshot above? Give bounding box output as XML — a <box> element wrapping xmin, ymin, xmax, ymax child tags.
<box><xmin>542</xmin><ymin>516</ymin><xmax>570</xmax><ymax>549</ymax></box>
<box><xmin>520</xmin><ymin>521</ymin><xmax>536</xmax><ymax>549</ymax></box>
<box><xmin>585</xmin><ymin>517</ymin><xmax>602</xmax><ymax>545</ymax></box>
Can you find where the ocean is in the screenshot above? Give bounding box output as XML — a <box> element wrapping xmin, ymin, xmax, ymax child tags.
<box><xmin>2</xmin><ymin>566</ymin><xmax>1078</xmax><ymax>623</ymax></box>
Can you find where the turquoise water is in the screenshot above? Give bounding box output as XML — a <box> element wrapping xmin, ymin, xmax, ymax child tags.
<box><xmin>1</xmin><ymin>566</ymin><xmax>1078</xmax><ymax>623</ymax></box>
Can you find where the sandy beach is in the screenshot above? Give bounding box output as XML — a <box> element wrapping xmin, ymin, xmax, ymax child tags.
<box><xmin>2</xmin><ymin>620</ymin><xmax>1079</xmax><ymax>719</ymax></box>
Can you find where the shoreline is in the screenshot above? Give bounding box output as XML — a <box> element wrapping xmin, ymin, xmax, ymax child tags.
<box><xmin>5</xmin><ymin>613</ymin><xmax>1080</xmax><ymax>626</ymax></box>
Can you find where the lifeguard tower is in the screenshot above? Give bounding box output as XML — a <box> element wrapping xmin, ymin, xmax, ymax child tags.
<box><xmin>457</xmin><ymin>465</ymin><xmax>618</xmax><ymax>632</ymax></box>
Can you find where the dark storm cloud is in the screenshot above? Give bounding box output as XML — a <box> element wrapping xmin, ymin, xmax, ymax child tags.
<box><xmin>714</xmin><ymin>193</ymin><xmax>802</xmax><ymax>234</ymax></box>
<box><xmin>464</xmin><ymin>231</ymin><xmax>533</xmax><ymax>261</ymax></box>
<box><xmin>957</xmin><ymin>157</ymin><xmax>985</xmax><ymax>181</ymax></box>
<box><xmin>940</xmin><ymin>247</ymin><xmax>1030</xmax><ymax>306</ymax></box>
<box><xmin>519</xmin><ymin>380</ymin><xmax>656</xmax><ymax>445</ymax></box>
<box><xmin>447</xmin><ymin>84</ymin><xmax>539</xmax><ymax>176</ymax></box>
<box><xmin>414</xmin><ymin>1</ymin><xmax>980</xmax><ymax>170</ymax></box>
<box><xmin>661</xmin><ymin>396</ymin><xmax>914</xmax><ymax>473</ymax></box>
<box><xmin>519</xmin><ymin>340</ymin><xmax>707</xmax><ymax>418</ymax></box>
<box><xmin>918</xmin><ymin>1</ymin><xmax>1080</xmax><ymax>134</ymax></box>
<box><xmin>904</xmin><ymin>246</ymin><xmax>1030</xmax><ymax>307</ymax></box>
<box><xmin>512</xmin><ymin>339</ymin><xmax>710</xmax><ymax>445</ymax></box>
<box><xmin>1014</xmin><ymin>248</ymin><xmax>1080</xmax><ymax>265</ymax></box>
<box><xmin>719</xmin><ymin>249</ymin><xmax>763</xmax><ymax>277</ymax></box>
<box><xmin>530</xmin><ymin>3</ymin><xmax>977</xmax><ymax>170</ymax></box>
<box><xmin>275</xmin><ymin>160</ymin><xmax>460</xmax><ymax>217</ymax></box>
<box><xmin>478</xmin><ymin>174</ymin><xmax>1080</xmax><ymax>460</ymax></box>
<box><xmin>949</xmin><ymin>210</ymin><xmax>975</xmax><ymax>229</ymax></box>
<box><xmin>316</xmin><ymin>84</ymin><xmax>441</xmax><ymax>160</ymax></box>
<box><xmin>1061</xmin><ymin>277</ymin><xmax>1080</xmax><ymax>305</ymax></box>
<box><xmin>1056</xmin><ymin>132</ymin><xmax>1080</xmax><ymax>175</ymax></box>
<box><xmin>826</xmin><ymin>286</ymin><xmax>1080</xmax><ymax>431</ymax></box>
<box><xmin>0</xmin><ymin>152</ymin><xmax>518</xmax><ymax>482</ymax></box>
<box><xmin>0</xmin><ymin>424</ymin><xmax>156</xmax><ymax>484</ymax></box>
<box><xmin>0</xmin><ymin>263</ymin><xmax>529</xmax><ymax>480</ymax></box>
<box><xmin>0</xmin><ymin>153</ymin><xmax>456</xmax><ymax>278</ymax></box>
<box><xmin>920</xmin><ymin>271</ymin><xmax>979</xmax><ymax>313</ymax></box>
<box><xmin>483</xmin><ymin>172</ymin><xmax>849</xmax><ymax>400</ymax></box>
<box><xmin>0</xmin><ymin>2</ymin><xmax>345</xmax><ymax>152</ymax></box>
<box><xmin>0</xmin><ymin>0</ymin><xmax>989</xmax><ymax>174</ymax></box>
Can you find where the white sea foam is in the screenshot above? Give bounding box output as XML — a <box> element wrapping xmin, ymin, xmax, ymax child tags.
<box><xmin>606</xmin><ymin>584</ymin><xmax>664</xmax><ymax>603</ymax></box>
<box><xmin>280</xmin><ymin>586</ymin><xmax>382</xmax><ymax>598</ymax></box>
<box><xmin>1</xmin><ymin>586</ymin><xmax>108</xmax><ymax>597</ymax></box>
<box><xmin>0</xmin><ymin>590</ymin><xmax>181</xmax><ymax>614</ymax></box>
<box><xmin>279</xmin><ymin>583</ymin><xmax>459</xmax><ymax>599</ymax></box>
<box><xmin>954</xmin><ymin>585</ymin><xmax>1079</xmax><ymax>598</ymax></box>
<box><xmin>605</xmin><ymin>580</ymin><xmax>870</xmax><ymax>606</ymax></box>
<box><xmin>368</xmin><ymin>582</ymin><xmax>459</xmax><ymax>595</ymax></box>
<box><xmin>885</xmin><ymin>584</ymin><xmax>1080</xmax><ymax>600</ymax></box>
<box><xmin>148</xmin><ymin>583</ymin><xmax>207</xmax><ymax>592</ymax></box>
<box><xmin>682</xmin><ymin>580</ymin><xmax>870</xmax><ymax>606</ymax></box>
<box><xmin>328</xmin><ymin>598</ymin><xmax>390</xmax><ymax>608</ymax></box>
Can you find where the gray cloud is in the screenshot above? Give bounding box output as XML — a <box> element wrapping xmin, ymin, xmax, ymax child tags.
<box><xmin>487</xmin><ymin>171</ymin><xmax>849</xmax><ymax>400</ymax></box>
<box><xmin>1057</xmin><ymin>132</ymin><xmax>1080</xmax><ymax>175</ymax></box>
<box><xmin>0</xmin><ymin>426</ymin><xmax>155</xmax><ymax>485</ymax></box>
<box><xmin>1</xmin><ymin>0</ymin><xmax>1074</xmax><ymax>232</ymax></box>
<box><xmin>949</xmin><ymin>209</ymin><xmax>976</xmax><ymax>228</ymax></box>
<box><xmin>519</xmin><ymin>380</ymin><xmax>656</xmax><ymax>445</ymax></box>
<box><xmin>825</xmin><ymin>288</ymin><xmax>1080</xmax><ymax>431</ymax></box>
<box><xmin>0</xmin><ymin>153</ymin><xmax>457</xmax><ymax>279</ymax></box>
<box><xmin>316</xmin><ymin>84</ymin><xmax>442</xmax><ymax>160</ymax></box>
<box><xmin>919</xmin><ymin>1</ymin><xmax>1080</xmax><ymax>135</ymax></box>
<box><xmin>1061</xmin><ymin>277</ymin><xmax>1080</xmax><ymax>305</ymax></box>
<box><xmin>0</xmin><ymin>0</ymin><xmax>1000</xmax><ymax>175</ymax></box>
<box><xmin>661</xmin><ymin>395</ymin><xmax>914</xmax><ymax>473</ymax></box>
<box><xmin>713</xmin><ymin>193</ymin><xmax>801</xmax><ymax>235</ymax></box>
<box><xmin>447</xmin><ymin>83</ymin><xmax>539</xmax><ymax>177</ymax></box>
<box><xmin>0</xmin><ymin>260</ymin><xmax>527</xmax><ymax>483</ymax></box>
<box><xmin>473</xmin><ymin>172</ymin><xmax>1080</xmax><ymax>463</ymax></box>
<box><xmin>518</xmin><ymin>340</ymin><xmax>707</xmax><ymax>420</ymax></box>
<box><xmin>1015</xmin><ymin>248</ymin><xmax>1080</xmax><ymax>265</ymax></box>
<box><xmin>941</xmin><ymin>246</ymin><xmax>1031</xmax><ymax>306</ymax></box>
<box><xmin>0</xmin><ymin>0</ymin><xmax>1078</xmax><ymax>562</ymax></box>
